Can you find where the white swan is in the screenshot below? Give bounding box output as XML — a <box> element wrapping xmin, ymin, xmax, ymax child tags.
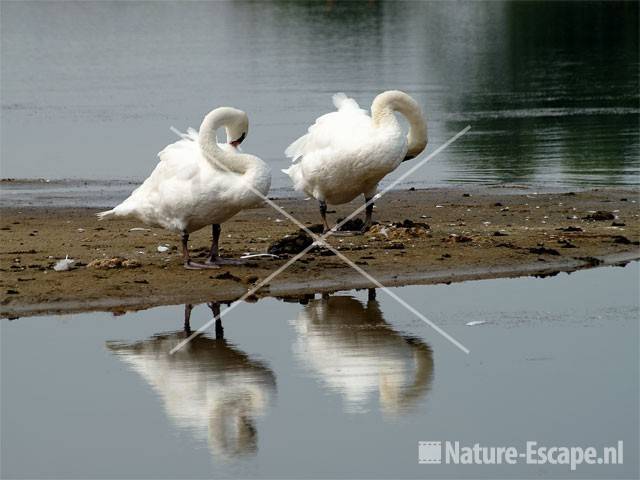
<box><xmin>291</xmin><ymin>291</ymin><xmax>433</xmax><ymax>416</ymax></box>
<box><xmin>107</xmin><ymin>303</ymin><xmax>276</xmax><ymax>460</ymax></box>
<box><xmin>97</xmin><ymin>107</ymin><xmax>271</xmax><ymax>269</ymax></box>
<box><xmin>283</xmin><ymin>90</ymin><xmax>427</xmax><ymax>233</ymax></box>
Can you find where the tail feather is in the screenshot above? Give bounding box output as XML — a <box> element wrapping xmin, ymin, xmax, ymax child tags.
<box><xmin>96</xmin><ymin>209</ymin><xmax>116</xmax><ymax>220</ymax></box>
<box><xmin>332</xmin><ymin>92</ymin><xmax>360</xmax><ymax>111</ymax></box>
<box><xmin>281</xmin><ymin>164</ymin><xmax>306</xmax><ymax>193</ymax></box>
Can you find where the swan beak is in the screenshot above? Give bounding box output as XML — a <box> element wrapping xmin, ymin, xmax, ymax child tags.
<box><xmin>229</xmin><ymin>132</ymin><xmax>246</xmax><ymax>148</ymax></box>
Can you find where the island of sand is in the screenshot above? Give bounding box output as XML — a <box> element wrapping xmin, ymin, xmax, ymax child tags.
<box><xmin>1</xmin><ymin>187</ymin><xmax>638</xmax><ymax>318</ymax></box>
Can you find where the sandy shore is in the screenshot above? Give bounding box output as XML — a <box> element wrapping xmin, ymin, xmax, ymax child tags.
<box><xmin>1</xmin><ymin>187</ymin><xmax>638</xmax><ymax>318</ymax></box>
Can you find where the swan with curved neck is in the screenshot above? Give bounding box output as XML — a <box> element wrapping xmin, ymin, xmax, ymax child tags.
<box><xmin>292</xmin><ymin>291</ymin><xmax>433</xmax><ymax>415</ymax></box>
<box><xmin>107</xmin><ymin>302</ymin><xmax>276</xmax><ymax>459</ymax></box>
<box><xmin>283</xmin><ymin>90</ymin><xmax>427</xmax><ymax>232</ymax></box>
<box><xmin>98</xmin><ymin>107</ymin><xmax>271</xmax><ymax>269</ymax></box>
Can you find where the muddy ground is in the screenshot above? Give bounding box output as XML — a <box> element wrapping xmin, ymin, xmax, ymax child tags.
<box><xmin>1</xmin><ymin>187</ymin><xmax>638</xmax><ymax>318</ymax></box>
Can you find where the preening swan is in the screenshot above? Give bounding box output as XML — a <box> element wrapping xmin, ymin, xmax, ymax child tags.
<box><xmin>97</xmin><ymin>107</ymin><xmax>271</xmax><ymax>269</ymax></box>
<box><xmin>292</xmin><ymin>290</ymin><xmax>433</xmax><ymax>415</ymax></box>
<box><xmin>107</xmin><ymin>302</ymin><xmax>276</xmax><ymax>460</ymax></box>
<box><xmin>283</xmin><ymin>90</ymin><xmax>427</xmax><ymax>233</ymax></box>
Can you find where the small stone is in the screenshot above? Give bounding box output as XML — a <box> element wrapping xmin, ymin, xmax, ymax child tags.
<box><xmin>446</xmin><ymin>234</ymin><xmax>472</xmax><ymax>243</ymax></box>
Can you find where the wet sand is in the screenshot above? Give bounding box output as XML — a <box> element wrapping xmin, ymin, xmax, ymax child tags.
<box><xmin>1</xmin><ymin>187</ymin><xmax>638</xmax><ymax>318</ymax></box>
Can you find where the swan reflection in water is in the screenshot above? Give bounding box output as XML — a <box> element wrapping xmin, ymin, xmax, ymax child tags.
<box><xmin>292</xmin><ymin>289</ymin><xmax>433</xmax><ymax>416</ymax></box>
<box><xmin>107</xmin><ymin>302</ymin><xmax>276</xmax><ymax>460</ymax></box>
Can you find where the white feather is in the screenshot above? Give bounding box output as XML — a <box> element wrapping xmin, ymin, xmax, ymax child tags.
<box><xmin>53</xmin><ymin>255</ymin><xmax>75</xmax><ymax>271</ymax></box>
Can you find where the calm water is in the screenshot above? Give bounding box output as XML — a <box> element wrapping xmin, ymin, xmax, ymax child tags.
<box><xmin>1</xmin><ymin>1</ymin><xmax>638</xmax><ymax>200</ymax></box>
<box><xmin>2</xmin><ymin>263</ymin><xmax>638</xmax><ymax>479</ymax></box>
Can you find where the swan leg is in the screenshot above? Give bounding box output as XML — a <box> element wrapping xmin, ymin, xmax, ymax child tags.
<box><xmin>319</xmin><ymin>200</ymin><xmax>331</xmax><ymax>233</ymax></box>
<box><xmin>207</xmin><ymin>301</ymin><xmax>224</xmax><ymax>340</ymax></box>
<box><xmin>361</xmin><ymin>195</ymin><xmax>374</xmax><ymax>232</ymax></box>
<box><xmin>321</xmin><ymin>200</ymin><xmax>362</xmax><ymax>236</ymax></box>
<box><xmin>206</xmin><ymin>224</ymin><xmax>245</xmax><ymax>265</ymax></box>
<box><xmin>183</xmin><ymin>304</ymin><xmax>193</xmax><ymax>334</ymax></box>
<box><xmin>182</xmin><ymin>232</ymin><xmax>220</xmax><ymax>269</ymax></box>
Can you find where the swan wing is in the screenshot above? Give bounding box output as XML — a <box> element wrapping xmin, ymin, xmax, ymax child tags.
<box><xmin>137</xmin><ymin>129</ymin><xmax>236</xmax><ymax>195</ymax></box>
<box><xmin>111</xmin><ymin>130</ymin><xmax>206</xmax><ymax>219</ymax></box>
<box><xmin>157</xmin><ymin>128</ymin><xmax>237</xmax><ymax>172</ymax></box>
<box><xmin>155</xmin><ymin>129</ymin><xmax>203</xmax><ymax>179</ymax></box>
<box><xmin>285</xmin><ymin>93</ymin><xmax>372</xmax><ymax>162</ymax></box>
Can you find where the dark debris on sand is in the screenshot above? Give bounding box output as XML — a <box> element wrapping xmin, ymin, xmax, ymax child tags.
<box><xmin>583</xmin><ymin>211</ymin><xmax>615</xmax><ymax>221</ymax></box>
<box><xmin>528</xmin><ymin>246</ymin><xmax>560</xmax><ymax>256</ymax></box>
<box><xmin>267</xmin><ymin>231</ymin><xmax>314</xmax><ymax>255</ymax></box>
<box><xmin>336</xmin><ymin>218</ymin><xmax>365</xmax><ymax>231</ymax></box>
<box><xmin>557</xmin><ymin>226</ymin><xmax>583</xmax><ymax>232</ymax></box>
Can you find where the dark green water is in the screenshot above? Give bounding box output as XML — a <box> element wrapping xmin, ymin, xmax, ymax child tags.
<box><xmin>1</xmin><ymin>1</ymin><xmax>638</xmax><ymax>193</ymax></box>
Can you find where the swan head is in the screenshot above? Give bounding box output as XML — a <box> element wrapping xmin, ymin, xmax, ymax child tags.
<box><xmin>225</xmin><ymin>110</ymin><xmax>249</xmax><ymax>148</ymax></box>
<box><xmin>199</xmin><ymin>107</ymin><xmax>249</xmax><ymax>151</ymax></box>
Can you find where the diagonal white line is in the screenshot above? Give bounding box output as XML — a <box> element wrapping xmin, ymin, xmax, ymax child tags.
<box><xmin>330</xmin><ymin>125</ymin><xmax>471</xmax><ymax>234</ymax></box>
<box><xmin>169</xmin><ymin>125</ymin><xmax>471</xmax><ymax>355</ymax></box>
<box><xmin>169</xmin><ymin>238</ymin><xmax>321</xmax><ymax>354</ymax></box>
<box><xmin>239</xmin><ymin>187</ymin><xmax>471</xmax><ymax>354</ymax></box>
<box><xmin>315</xmin><ymin>246</ymin><xmax>470</xmax><ymax>354</ymax></box>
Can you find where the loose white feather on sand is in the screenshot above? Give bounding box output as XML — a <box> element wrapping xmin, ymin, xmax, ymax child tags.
<box><xmin>53</xmin><ymin>256</ymin><xmax>75</xmax><ymax>271</ymax></box>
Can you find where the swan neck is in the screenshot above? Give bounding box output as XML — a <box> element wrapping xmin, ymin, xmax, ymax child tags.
<box><xmin>371</xmin><ymin>90</ymin><xmax>428</xmax><ymax>160</ymax></box>
<box><xmin>198</xmin><ymin>107</ymin><xmax>253</xmax><ymax>173</ymax></box>
<box><xmin>198</xmin><ymin>108</ymin><xmax>232</xmax><ymax>164</ymax></box>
